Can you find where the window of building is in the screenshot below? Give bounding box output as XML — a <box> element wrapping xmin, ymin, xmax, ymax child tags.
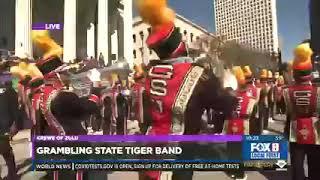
<box><xmin>133</xmin><ymin>50</ymin><xmax>136</xmax><ymax>58</ymax></box>
<box><xmin>183</xmin><ymin>30</ymin><xmax>187</xmax><ymax>36</ymax></box>
<box><xmin>190</xmin><ymin>33</ymin><xmax>194</xmax><ymax>42</ymax></box>
<box><xmin>133</xmin><ymin>34</ymin><xmax>136</xmax><ymax>43</ymax></box>
<box><xmin>147</xmin><ymin>27</ymin><xmax>151</xmax><ymax>35</ymax></box>
<box><xmin>149</xmin><ymin>48</ymin><xmax>152</xmax><ymax>55</ymax></box>
<box><xmin>139</xmin><ymin>31</ymin><xmax>144</xmax><ymax>40</ymax></box>
<box><xmin>139</xmin><ymin>48</ymin><xmax>143</xmax><ymax>57</ymax></box>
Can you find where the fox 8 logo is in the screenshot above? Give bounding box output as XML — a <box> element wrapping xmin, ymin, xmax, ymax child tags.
<box><xmin>271</xmin><ymin>143</ymin><xmax>280</xmax><ymax>151</ymax></box>
<box><xmin>250</xmin><ymin>143</ymin><xmax>280</xmax><ymax>152</ymax></box>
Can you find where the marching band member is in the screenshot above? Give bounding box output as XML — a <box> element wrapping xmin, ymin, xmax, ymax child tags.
<box><xmin>285</xmin><ymin>60</ymin><xmax>294</xmax><ymax>85</ymax></box>
<box><xmin>101</xmin><ymin>73</ymin><xmax>127</xmax><ymax>135</ymax></box>
<box><xmin>243</xmin><ymin>65</ymin><xmax>259</xmax><ymax>100</ymax></box>
<box><xmin>131</xmin><ymin>64</ymin><xmax>151</xmax><ymax>134</ymax></box>
<box><xmin>86</xmin><ymin>69</ymin><xmax>104</xmax><ymax>134</ymax></box>
<box><xmin>274</xmin><ymin>75</ymin><xmax>286</xmax><ymax>115</ymax></box>
<box><xmin>136</xmin><ymin>0</ymin><xmax>237</xmax><ymax>179</ymax></box>
<box><xmin>223</xmin><ymin>66</ymin><xmax>257</xmax><ymax>180</ymax></box>
<box><xmin>0</xmin><ymin>71</ymin><xmax>19</xmax><ymax>180</ymax></box>
<box><xmin>10</xmin><ymin>30</ymin><xmax>88</xmax><ymax>180</ymax></box>
<box><xmin>283</xmin><ymin>43</ymin><xmax>320</xmax><ymax>180</ymax></box>
<box><xmin>267</xmin><ymin>70</ymin><xmax>275</xmax><ymax>121</ymax></box>
<box><xmin>256</xmin><ymin>69</ymin><xmax>270</xmax><ymax>133</ymax></box>
<box><xmin>223</xmin><ymin>66</ymin><xmax>259</xmax><ymax>135</ymax></box>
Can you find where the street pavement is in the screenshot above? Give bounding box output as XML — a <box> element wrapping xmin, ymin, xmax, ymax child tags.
<box><xmin>0</xmin><ymin>115</ymin><xmax>294</xmax><ymax>180</ymax></box>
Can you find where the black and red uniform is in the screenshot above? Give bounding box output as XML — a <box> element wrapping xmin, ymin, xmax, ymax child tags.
<box><xmin>223</xmin><ymin>84</ymin><xmax>257</xmax><ymax>180</ymax></box>
<box><xmin>283</xmin><ymin>43</ymin><xmax>320</xmax><ymax>180</ymax></box>
<box><xmin>223</xmin><ymin>87</ymin><xmax>258</xmax><ymax>135</ymax></box>
<box><xmin>284</xmin><ymin>81</ymin><xmax>320</xmax><ymax>180</ymax></box>
<box><xmin>140</xmin><ymin>22</ymin><xmax>237</xmax><ymax>180</ymax></box>
<box><xmin>131</xmin><ymin>79</ymin><xmax>152</xmax><ymax>134</ymax></box>
<box><xmin>21</xmin><ymin>57</ymin><xmax>88</xmax><ymax>180</ymax></box>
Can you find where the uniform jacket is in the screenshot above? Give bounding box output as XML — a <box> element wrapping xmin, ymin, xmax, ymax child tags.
<box><xmin>283</xmin><ymin>82</ymin><xmax>320</xmax><ymax>144</ymax></box>
<box><xmin>223</xmin><ymin>88</ymin><xmax>257</xmax><ymax>135</ymax></box>
<box><xmin>144</xmin><ymin>57</ymin><xmax>237</xmax><ymax>135</ymax></box>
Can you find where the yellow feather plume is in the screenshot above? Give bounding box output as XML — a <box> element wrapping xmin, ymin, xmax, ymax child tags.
<box><xmin>277</xmin><ymin>75</ymin><xmax>284</xmax><ymax>85</ymax></box>
<box><xmin>32</xmin><ymin>30</ymin><xmax>63</xmax><ymax>60</ymax></box>
<box><xmin>26</xmin><ymin>63</ymin><xmax>43</xmax><ymax>78</ymax></box>
<box><xmin>293</xmin><ymin>43</ymin><xmax>313</xmax><ymax>70</ymax></box>
<box><xmin>10</xmin><ymin>62</ymin><xmax>43</xmax><ymax>81</ymax></box>
<box><xmin>18</xmin><ymin>62</ymin><xmax>28</xmax><ymax>71</ymax></box>
<box><xmin>267</xmin><ymin>70</ymin><xmax>273</xmax><ymax>78</ymax></box>
<box><xmin>121</xmin><ymin>80</ymin><xmax>127</xmax><ymax>87</ymax></box>
<box><xmin>111</xmin><ymin>73</ymin><xmax>119</xmax><ymax>82</ymax></box>
<box><xmin>242</xmin><ymin>65</ymin><xmax>252</xmax><ymax>78</ymax></box>
<box><xmin>32</xmin><ymin>30</ymin><xmax>49</xmax><ymax>40</ymax></box>
<box><xmin>10</xmin><ymin>66</ymin><xmax>29</xmax><ymax>80</ymax></box>
<box><xmin>232</xmin><ymin>66</ymin><xmax>245</xmax><ymax>85</ymax></box>
<box><xmin>134</xmin><ymin>63</ymin><xmax>146</xmax><ymax>78</ymax></box>
<box><xmin>294</xmin><ymin>43</ymin><xmax>313</xmax><ymax>61</ymax></box>
<box><xmin>260</xmin><ymin>69</ymin><xmax>268</xmax><ymax>79</ymax></box>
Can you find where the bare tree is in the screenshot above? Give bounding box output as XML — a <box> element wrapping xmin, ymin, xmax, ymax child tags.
<box><xmin>207</xmin><ymin>37</ymin><xmax>278</xmax><ymax>73</ymax></box>
<box><xmin>188</xmin><ymin>33</ymin><xmax>279</xmax><ymax>79</ymax></box>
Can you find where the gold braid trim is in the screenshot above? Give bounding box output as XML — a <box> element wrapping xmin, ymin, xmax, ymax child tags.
<box><xmin>40</xmin><ymin>88</ymin><xmax>66</xmax><ymax>135</ymax></box>
<box><xmin>171</xmin><ymin>66</ymin><xmax>204</xmax><ymax>134</ymax></box>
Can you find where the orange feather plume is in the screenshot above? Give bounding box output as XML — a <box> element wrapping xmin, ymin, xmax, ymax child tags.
<box><xmin>135</xmin><ymin>0</ymin><xmax>176</xmax><ymax>29</ymax></box>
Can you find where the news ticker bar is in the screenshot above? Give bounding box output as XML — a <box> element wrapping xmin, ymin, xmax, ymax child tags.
<box><xmin>34</xmin><ymin>135</ymin><xmax>242</xmax><ymax>142</ymax></box>
<box><xmin>33</xmin><ymin>160</ymin><xmax>287</xmax><ymax>171</ymax></box>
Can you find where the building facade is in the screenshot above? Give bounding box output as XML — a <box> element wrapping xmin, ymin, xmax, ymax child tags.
<box><xmin>310</xmin><ymin>0</ymin><xmax>320</xmax><ymax>57</ymax></box>
<box><xmin>0</xmin><ymin>0</ymin><xmax>134</xmax><ymax>67</ymax></box>
<box><xmin>214</xmin><ymin>0</ymin><xmax>279</xmax><ymax>53</ymax></box>
<box><xmin>133</xmin><ymin>14</ymin><xmax>214</xmax><ymax>65</ymax></box>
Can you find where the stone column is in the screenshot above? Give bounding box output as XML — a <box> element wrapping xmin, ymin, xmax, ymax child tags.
<box><xmin>97</xmin><ymin>0</ymin><xmax>109</xmax><ymax>64</ymax></box>
<box><xmin>87</xmin><ymin>23</ymin><xmax>95</xmax><ymax>58</ymax></box>
<box><xmin>111</xmin><ymin>30</ymin><xmax>119</xmax><ymax>64</ymax></box>
<box><xmin>63</xmin><ymin>0</ymin><xmax>77</xmax><ymax>62</ymax></box>
<box><xmin>15</xmin><ymin>0</ymin><xmax>32</xmax><ymax>57</ymax></box>
<box><xmin>122</xmin><ymin>0</ymin><xmax>134</xmax><ymax>68</ymax></box>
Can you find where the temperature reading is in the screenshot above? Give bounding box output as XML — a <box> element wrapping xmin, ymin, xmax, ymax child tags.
<box><xmin>275</xmin><ymin>136</ymin><xmax>284</xmax><ymax>141</ymax></box>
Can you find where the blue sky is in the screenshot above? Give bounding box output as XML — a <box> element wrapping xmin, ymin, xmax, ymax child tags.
<box><xmin>134</xmin><ymin>0</ymin><xmax>310</xmax><ymax>62</ymax></box>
